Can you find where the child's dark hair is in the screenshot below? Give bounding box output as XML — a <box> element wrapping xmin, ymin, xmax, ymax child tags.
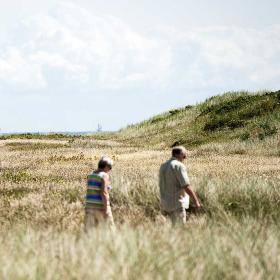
<box><xmin>98</xmin><ymin>156</ymin><xmax>113</xmax><ymax>169</ymax></box>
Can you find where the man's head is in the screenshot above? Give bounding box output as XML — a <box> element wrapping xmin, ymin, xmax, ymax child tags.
<box><xmin>98</xmin><ymin>156</ymin><xmax>113</xmax><ymax>173</ymax></box>
<box><xmin>172</xmin><ymin>146</ymin><xmax>187</xmax><ymax>162</ymax></box>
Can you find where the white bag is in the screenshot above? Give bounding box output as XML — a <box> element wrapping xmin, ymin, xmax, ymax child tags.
<box><xmin>179</xmin><ymin>194</ymin><xmax>190</xmax><ymax>209</ymax></box>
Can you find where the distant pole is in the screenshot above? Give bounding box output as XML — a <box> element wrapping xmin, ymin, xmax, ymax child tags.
<box><xmin>97</xmin><ymin>124</ymin><xmax>102</xmax><ymax>132</ymax></box>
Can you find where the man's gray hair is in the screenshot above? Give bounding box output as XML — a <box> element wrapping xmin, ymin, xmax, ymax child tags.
<box><xmin>98</xmin><ymin>156</ymin><xmax>114</xmax><ymax>169</ymax></box>
<box><xmin>172</xmin><ymin>146</ymin><xmax>187</xmax><ymax>157</ymax></box>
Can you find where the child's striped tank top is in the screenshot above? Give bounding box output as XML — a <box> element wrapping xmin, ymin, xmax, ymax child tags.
<box><xmin>86</xmin><ymin>172</ymin><xmax>106</xmax><ymax>210</ymax></box>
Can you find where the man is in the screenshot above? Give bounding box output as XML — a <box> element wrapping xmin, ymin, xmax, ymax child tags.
<box><xmin>84</xmin><ymin>156</ymin><xmax>115</xmax><ymax>232</ymax></box>
<box><xmin>159</xmin><ymin>146</ymin><xmax>201</xmax><ymax>225</ymax></box>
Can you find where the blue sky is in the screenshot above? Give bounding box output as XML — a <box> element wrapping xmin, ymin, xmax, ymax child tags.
<box><xmin>0</xmin><ymin>0</ymin><xmax>279</xmax><ymax>133</ymax></box>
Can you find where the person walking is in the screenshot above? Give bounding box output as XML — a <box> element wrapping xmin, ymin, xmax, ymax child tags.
<box><xmin>84</xmin><ymin>156</ymin><xmax>115</xmax><ymax>232</ymax></box>
<box><xmin>159</xmin><ymin>146</ymin><xmax>201</xmax><ymax>225</ymax></box>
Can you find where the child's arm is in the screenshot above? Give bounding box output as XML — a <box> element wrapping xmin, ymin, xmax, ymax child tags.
<box><xmin>101</xmin><ymin>174</ymin><xmax>110</xmax><ymax>216</ymax></box>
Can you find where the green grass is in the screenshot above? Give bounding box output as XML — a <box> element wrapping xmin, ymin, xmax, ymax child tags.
<box><xmin>116</xmin><ymin>90</ymin><xmax>280</xmax><ymax>148</ymax></box>
<box><xmin>0</xmin><ymin>169</ymin><xmax>65</xmax><ymax>184</ymax></box>
<box><xmin>200</xmin><ymin>92</ymin><xmax>279</xmax><ymax>131</ymax></box>
<box><xmin>6</xmin><ymin>142</ymin><xmax>70</xmax><ymax>151</ymax></box>
<box><xmin>0</xmin><ymin>133</ymin><xmax>79</xmax><ymax>141</ymax></box>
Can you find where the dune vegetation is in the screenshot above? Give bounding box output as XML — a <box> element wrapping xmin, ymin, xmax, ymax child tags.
<box><xmin>0</xmin><ymin>90</ymin><xmax>279</xmax><ymax>279</ymax></box>
<box><xmin>116</xmin><ymin>90</ymin><xmax>280</xmax><ymax>150</ymax></box>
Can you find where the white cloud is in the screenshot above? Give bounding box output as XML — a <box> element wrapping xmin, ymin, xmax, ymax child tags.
<box><xmin>154</xmin><ymin>24</ymin><xmax>280</xmax><ymax>91</ymax></box>
<box><xmin>0</xmin><ymin>47</ymin><xmax>46</xmax><ymax>90</ymax></box>
<box><xmin>0</xmin><ymin>2</ymin><xmax>172</xmax><ymax>93</ymax></box>
<box><xmin>0</xmin><ymin>2</ymin><xmax>279</xmax><ymax>95</ymax></box>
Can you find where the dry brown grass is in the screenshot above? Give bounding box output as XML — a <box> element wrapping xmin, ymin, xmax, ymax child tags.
<box><xmin>0</xmin><ymin>139</ymin><xmax>279</xmax><ymax>279</ymax></box>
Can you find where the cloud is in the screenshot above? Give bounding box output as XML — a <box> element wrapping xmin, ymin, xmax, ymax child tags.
<box><xmin>0</xmin><ymin>2</ymin><xmax>172</xmax><ymax>93</ymax></box>
<box><xmin>0</xmin><ymin>2</ymin><xmax>279</xmax><ymax>95</ymax></box>
<box><xmin>154</xmin><ymin>24</ymin><xmax>280</xmax><ymax>91</ymax></box>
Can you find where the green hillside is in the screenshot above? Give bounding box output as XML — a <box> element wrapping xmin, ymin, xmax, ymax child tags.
<box><xmin>117</xmin><ymin>90</ymin><xmax>280</xmax><ymax>151</ymax></box>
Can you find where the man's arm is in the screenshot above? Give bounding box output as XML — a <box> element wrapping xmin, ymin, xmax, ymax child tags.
<box><xmin>175</xmin><ymin>164</ymin><xmax>201</xmax><ymax>208</ymax></box>
<box><xmin>101</xmin><ymin>174</ymin><xmax>110</xmax><ymax>216</ymax></box>
<box><xmin>184</xmin><ymin>185</ymin><xmax>201</xmax><ymax>208</ymax></box>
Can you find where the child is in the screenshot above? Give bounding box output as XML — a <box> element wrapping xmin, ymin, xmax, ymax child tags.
<box><xmin>84</xmin><ymin>156</ymin><xmax>115</xmax><ymax>231</ymax></box>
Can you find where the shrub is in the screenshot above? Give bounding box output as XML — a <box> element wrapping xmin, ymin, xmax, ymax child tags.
<box><xmin>202</xmin><ymin>92</ymin><xmax>280</xmax><ymax>132</ymax></box>
<box><xmin>258</xmin><ymin>123</ymin><xmax>278</xmax><ymax>140</ymax></box>
<box><xmin>240</xmin><ymin>131</ymin><xmax>250</xmax><ymax>141</ymax></box>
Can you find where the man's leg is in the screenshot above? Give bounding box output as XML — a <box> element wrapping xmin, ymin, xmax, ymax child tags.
<box><xmin>161</xmin><ymin>209</ymin><xmax>186</xmax><ymax>226</ymax></box>
<box><xmin>169</xmin><ymin>208</ymin><xmax>187</xmax><ymax>226</ymax></box>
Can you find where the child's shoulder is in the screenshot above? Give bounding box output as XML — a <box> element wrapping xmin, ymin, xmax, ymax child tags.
<box><xmin>99</xmin><ymin>171</ymin><xmax>109</xmax><ymax>179</ymax></box>
<box><xmin>90</xmin><ymin>171</ymin><xmax>108</xmax><ymax>179</ymax></box>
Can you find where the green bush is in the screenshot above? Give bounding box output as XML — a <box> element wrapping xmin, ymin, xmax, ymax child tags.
<box><xmin>258</xmin><ymin>123</ymin><xmax>278</xmax><ymax>140</ymax></box>
<box><xmin>240</xmin><ymin>131</ymin><xmax>250</xmax><ymax>141</ymax></box>
<box><xmin>202</xmin><ymin>92</ymin><xmax>280</xmax><ymax>132</ymax></box>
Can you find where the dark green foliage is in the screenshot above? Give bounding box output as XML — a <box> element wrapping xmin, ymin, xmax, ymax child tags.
<box><xmin>201</xmin><ymin>92</ymin><xmax>280</xmax><ymax>132</ymax></box>
<box><xmin>240</xmin><ymin>122</ymin><xmax>277</xmax><ymax>141</ymax></box>
<box><xmin>169</xmin><ymin>108</ymin><xmax>184</xmax><ymax>115</ymax></box>
<box><xmin>240</xmin><ymin>131</ymin><xmax>250</xmax><ymax>141</ymax></box>
<box><xmin>258</xmin><ymin>122</ymin><xmax>278</xmax><ymax>140</ymax></box>
<box><xmin>204</xmin><ymin>117</ymin><xmax>244</xmax><ymax>131</ymax></box>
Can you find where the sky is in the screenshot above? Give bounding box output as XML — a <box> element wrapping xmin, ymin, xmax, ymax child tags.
<box><xmin>0</xmin><ymin>0</ymin><xmax>279</xmax><ymax>133</ymax></box>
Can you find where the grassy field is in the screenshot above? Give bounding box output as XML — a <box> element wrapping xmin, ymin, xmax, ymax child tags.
<box><xmin>0</xmin><ymin>91</ymin><xmax>279</xmax><ymax>279</ymax></box>
<box><xmin>0</xmin><ymin>134</ymin><xmax>279</xmax><ymax>279</ymax></box>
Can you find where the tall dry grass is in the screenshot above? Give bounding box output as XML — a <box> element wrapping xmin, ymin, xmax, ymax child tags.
<box><xmin>1</xmin><ymin>219</ymin><xmax>279</xmax><ymax>280</ymax></box>
<box><xmin>0</xmin><ymin>139</ymin><xmax>279</xmax><ymax>279</ymax></box>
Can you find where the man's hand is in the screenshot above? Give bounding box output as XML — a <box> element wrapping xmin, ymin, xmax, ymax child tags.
<box><xmin>184</xmin><ymin>185</ymin><xmax>201</xmax><ymax>210</ymax></box>
<box><xmin>195</xmin><ymin>201</ymin><xmax>201</xmax><ymax>208</ymax></box>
